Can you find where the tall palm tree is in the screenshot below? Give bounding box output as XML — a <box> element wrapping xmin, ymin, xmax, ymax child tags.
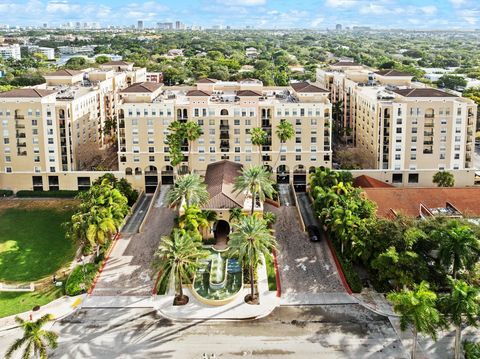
<box><xmin>229</xmin><ymin>207</ymin><xmax>244</xmax><ymax>223</ymax></box>
<box><xmin>441</xmin><ymin>278</ymin><xmax>480</xmax><ymax>359</ymax></box>
<box><xmin>433</xmin><ymin>220</ymin><xmax>480</xmax><ymax>278</ymax></box>
<box><xmin>274</xmin><ymin>119</ymin><xmax>294</xmax><ymax>168</ymax></box>
<box><xmin>234</xmin><ymin>165</ymin><xmax>276</xmax><ymax>215</ymax></box>
<box><xmin>250</xmin><ymin>127</ymin><xmax>267</xmax><ymax>164</ymax></box>
<box><xmin>200</xmin><ymin>209</ymin><xmax>218</xmax><ymax>239</ymax></box>
<box><xmin>184</xmin><ymin>121</ymin><xmax>202</xmax><ymax>173</ymax></box>
<box><xmin>167</xmin><ymin>173</ymin><xmax>209</xmax><ymax>209</ymax></box>
<box><xmin>86</xmin><ymin>207</ymin><xmax>117</xmax><ymax>257</ymax></box>
<box><xmin>228</xmin><ymin>216</ymin><xmax>277</xmax><ymax>303</ymax></box>
<box><xmin>154</xmin><ymin>229</ymin><xmax>209</xmax><ymax>305</ymax></box>
<box><xmin>387</xmin><ymin>281</ymin><xmax>441</xmax><ymax>359</ymax></box>
<box><xmin>6</xmin><ymin>314</ymin><xmax>58</xmax><ymax>359</ymax></box>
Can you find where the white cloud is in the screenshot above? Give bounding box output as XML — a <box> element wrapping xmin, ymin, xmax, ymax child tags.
<box><xmin>215</xmin><ymin>0</ymin><xmax>266</xmax><ymax>5</ymax></box>
<box><xmin>325</xmin><ymin>0</ymin><xmax>358</xmax><ymax>8</ymax></box>
<box><xmin>449</xmin><ymin>0</ymin><xmax>466</xmax><ymax>7</ymax></box>
<box><xmin>311</xmin><ymin>17</ymin><xmax>325</xmax><ymax>27</ymax></box>
<box><xmin>420</xmin><ymin>5</ymin><xmax>437</xmax><ymax>15</ymax></box>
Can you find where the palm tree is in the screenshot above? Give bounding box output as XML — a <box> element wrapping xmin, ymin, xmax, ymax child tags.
<box><xmin>233</xmin><ymin>165</ymin><xmax>276</xmax><ymax>215</ymax></box>
<box><xmin>263</xmin><ymin>212</ymin><xmax>277</xmax><ymax>229</ymax></box>
<box><xmin>229</xmin><ymin>207</ymin><xmax>244</xmax><ymax>223</ymax></box>
<box><xmin>250</xmin><ymin>127</ymin><xmax>267</xmax><ymax>164</ymax></box>
<box><xmin>441</xmin><ymin>278</ymin><xmax>480</xmax><ymax>359</ymax></box>
<box><xmin>154</xmin><ymin>229</ymin><xmax>209</xmax><ymax>305</ymax></box>
<box><xmin>6</xmin><ymin>314</ymin><xmax>58</xmax><ymax>359</ymax></box>
<box><xmin>167</xmin><ymin>173</ymin><xmax>209</xmax><ymax>209</ymax></box>
<box><xmin>184</xmin><ymin>121</ymin><xmax>202</xmax><ymax>172</ymax></box>
<box><xmin>433</xmin><ymin>171</ymin><xmax>455</xmax><ymax>187</ymax></box>
<box><xmin>274</xmin><ymin>119</ymin><xmax>294</xmax><ymax>168</ymax></box>
<box><xmin>229</xmin><ymin>216</ymin><xmax>277</xmax><ymax>303</ymax></box>
<box><xmin>433</xmin><ymin>220</ymin><xmax>480</xmax><ymax>278</ymax></box>
<box><xmin>86</xmin><ymin>207</ymin><xmax>117</xmax><ymax>257</ymax></box>
<box><xmin>177</xmin><ymin>205</ymin><xmax>209</xmax><ymax>238</ymax></box>
<box><xmin>199</xmin><ymin>209</ymin><xmax>217</xmax><ymax>239</ymax></box>
<box><xmin>387</xmin><ymin>281</ymin><xmax>441</xmax><ymax>359</ymax></box>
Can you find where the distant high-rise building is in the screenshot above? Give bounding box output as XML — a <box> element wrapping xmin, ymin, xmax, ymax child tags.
<box><xmin>43</xmin><ymin>23</ymin><xmax>48</xmax><ymax>29</ymax></box>
<box><xmin>175</xmin><ymin>21</ymin><xmax>185</xmax><ymax>30</ymax></box>
<box><xmin>336</xmin><ymin>24</ymin><xmax>342</xmax><ymax>31</ymax></box>
<box><xmin>157</xmin><ymin>22</ymin><xmax>173</xmax><ymax>30</ymax></box>
<box><xmin>137</xmin><ymin>20</ymin><xmax>144</xmax><ymax>30</ymax></box>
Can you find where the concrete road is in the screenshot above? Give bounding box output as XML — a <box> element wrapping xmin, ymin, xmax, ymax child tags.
<box><xmin>0</xmin><ymin>306</ymin><xmax>408</xmax><ymax>359</ymax></box>
<box><xmin>122</xmin><ymin>194</ymin><xmax>153</xmax><ymax>234</ymax></box>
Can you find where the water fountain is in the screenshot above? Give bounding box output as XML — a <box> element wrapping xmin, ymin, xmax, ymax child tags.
<box><xmin>210</xmin><ymin>252</ymin><xmax>227</xmax><ymax>289</ymax></box>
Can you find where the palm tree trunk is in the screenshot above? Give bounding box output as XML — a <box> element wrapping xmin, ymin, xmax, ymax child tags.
<box><xmin>454</xmin><ymin>325</ymin><xmax>461</xmax><ymax>359</ymax></box>
<box><xmin>274</xmin><ymin>142</ymin><xmax>282</xmax><ymax>169</ymax></box>
<box><xmin>453</xmin><ymin>257</ymin><xmax>458</xmax><ymax>279</ymax></box>
<box><xmin>188</xmin><ymin>141</ymin><xmax>192</xmax><ymax>173</ymax></box>
<box><xmin>412</xmin><ymin>328</ymin><xmax>417</xmax><ymax>359</ymax></box>
<box><xmin>178</xmin><ymin>277</ymin><xmax>183</xmax><ymax>299</ymax></box>
<box><xmin>258</xmin><ymin>145</ymin><xmax>263</xmax><ymax>165</ymax></box>
<box><xmin>251</xmin><ymin>190</ymin><xmax>256</xmax><ymax>215</ymax></box>
<box><xmin>250</xmin><ymin>264</ymin><xmax>255</xmax><ymax>299</ymax></box>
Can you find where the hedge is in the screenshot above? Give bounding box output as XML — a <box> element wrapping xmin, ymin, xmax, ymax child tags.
<box><xmin>264</xmin><ymin>253</ymin><xmax>277</xmax><ymax>291</ymax></box>
<box><xmin>16</xmin><ymin>190</ymin><xmax>79</xmax><ymax>198</ymax></box>
<box><xmin>65</xmin><ymin>263</ymin><xmax>99</xmax><ymax>296</ymax></box>
<box><xmin>330</xmin><ymin>241</ymin><xmax>363</xmax><ymax>293</ymax></box>
<box><xmin>0</xmin><ymin>189</ymin><xmax>14</xmax><ymax>197</ymax></box>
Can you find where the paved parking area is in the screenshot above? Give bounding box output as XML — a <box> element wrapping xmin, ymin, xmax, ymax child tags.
<box><xmin>265</xmin><ymin>204</ymin><xmax>345</xmax><ymax>295</ymax></box>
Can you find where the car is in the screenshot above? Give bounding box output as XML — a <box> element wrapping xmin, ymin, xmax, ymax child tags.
<box><xmin>307</xmin><ymin>225</ymin><xmax>321</xmax><ymax>242</ymax></box>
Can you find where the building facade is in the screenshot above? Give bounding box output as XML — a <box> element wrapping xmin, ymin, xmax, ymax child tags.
<box><xmin>317</xmin><ymin>61</ymin><xmax>477</xmax><ymax>174</ymax></box>
<box><xmin>116</xmin><ymin>79</ymin><xmax>333</xmax><ymax>192</ymax></box>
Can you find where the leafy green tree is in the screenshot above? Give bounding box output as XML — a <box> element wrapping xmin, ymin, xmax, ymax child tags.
<box><xmin>95</xmin><ymin>55</ymin><xmax>111</xmax><ymax>64</ymax></box>
<box><xmin>65</xmin><ymin>56</ymin><xmax>87</xmax><ymax>70</ymax></box>
<box><xmin>464</xmin><ymin>341</ymin><xmax>480</xmax><ymax>359</ymax></box>
<box><xmin>433</xmin><ymin>220</ymin><xmax>480</xmax><ymax>278</ymax></box>
<box><xmin>274</xmin><ymin>119</ymin><xmax>294</xmax><ymax>167</ymax></box>
<box><xmin>437</xmin><ymin>74</ymin><xmax>467</xmax><ymax>90</ymax></box>
<box><xmin>6</xmin><ymin>314</ymin><xmax>58</xmax><ymax>359</ymax></box>
<box><xmin>250</xmin><ymin>127</ymin><xmax>267</xmax><ymax>164</ymax></box>
<box><xmin>387</xmin><ymin>281</ymin><xmax>441</xmax><ymax>359</ymax></box>
<box><xmin>93</xmin><ymin>173</ymin><xmax>138</xmax><ymax>206</ymax></box>
<box><xmin>229</xmin><ymin>216</ymin><xmax>277</xmax><ymax>303</ymax></box>
<box><xmin>234</xmin><ymin>165</ymin><xmax>276</xmax><ymax>215</ymax></box>
<box><xmin>433</xmin><ymin>171</ymin><xmax>455</xmax><ymax>187</ymax></box>
<box><xmin>154</xmin><ymin>229</ymin><xmax>209</xmax><ymax>305</ymax></box>
<box><xmin>167</xmin><ymin>173</ymin><xmax>209</xmax><ymax>208</ymax></box>
<box><xmin>229</xmin><ymin>207</ymin><xmax>244</xmax><ymax>223</ymax></box>
<box><xmin>177</xmin><ymin>205</ymin><xmax>209</xmax><ymax>238</ymax></box>
<box><xmin>440</xmin><ymin>279</ymin><xmax>480</xmax><ymax>359</ymax></box>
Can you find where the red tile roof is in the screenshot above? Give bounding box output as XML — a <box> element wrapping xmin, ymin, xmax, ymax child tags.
<box><xmin>203</xmin><ymin>160</ymin><xmax>245</xmax><ymax>209</ymax></box>
<box><xmin>120</xmin><ymin>82</ymin><xmax>162</xmax><ymax>93</ymax></box>
<box><xmin>375</xmin><ymin>69</ymin><xmax>413</xmax><ymax>77</ymax></box>
<box><xmin>353</xmin><ymin>175</ymin><xmax>394</xmax><ymax>188</ymax></box>
<box><xmin>363</xmin><ymin>187</ymin><xmax>480</xmax><ymax>219</ymax></box>
<box><xmin>236</xmin><ymin>90</ymin><xmax>261</xmax><ymax>97</ymax></box>
<box><xmin>290</xmin><ymin>82</ymin><xmax>329</xmax><ymax>93</ymax></box>
<box><xmin>46</xmin><ymin>69</ymin><xmax>83</xmax><ymax>77</ymax></box>
<box><xmin>0</xmin><ymin>88</ymin><xmax>55</xmax><ymax>98</ymax></box>
<box><xmin>186</xmin><ymin>89</ymin><xmax>211</xmax><ymax>97</ymax></box>
<box><xmin>197</xmin><ymin>78</ymin><xmax>217</xmax><ymax>84</ymax></box>
<box><xmin>392</xmin><ymin>88</ymin><xmax>457</xmax><ymax>98</ymax></box>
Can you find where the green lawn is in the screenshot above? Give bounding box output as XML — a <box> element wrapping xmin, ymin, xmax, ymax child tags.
<box><xmin>0</xmin><ymin>208</ymin><xmax>75</xmax><ymax>282</ymax></box>
<box><xmin>0</xmin><ymin>285</ymin><xmax>63</xmax><ymax>318</ymax></box>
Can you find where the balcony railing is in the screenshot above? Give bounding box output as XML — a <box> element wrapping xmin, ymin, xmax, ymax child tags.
<box><xmin>424</xmin><ymin>131</ymin><xmax>434</xmax><ymax>136</ymax></box>
<box><xmin>424</xmin><ymin>123</ymin><xmax>434</xmax><ymax>128</ymax></box>
<box><xmin>16</xmin><ymin>141</ymin><xmax>27</xmax><ymax>147</ymax></box>
<box><xmin>423</xmin><ymin>149</ymin><xmax>433</xmax><ymax>154</ymax></box>
<box><xmin>425</xmin><ymin>114</ymin><xmax>435</xmax><ymax>118</ymax></box>
<box><xmin>14</xmin><ymin>115</ymin><xmax>25</xmax><ymax>120</ymax></box>
<box><xmin>423</xmin><ymin>140</ymin><xmax>433</xmax><ymax>145</ymax></box>
<box><xmin>16</xmin><ymin>132</ymin><xmax>26</xmax><ymax>138</ymax></box>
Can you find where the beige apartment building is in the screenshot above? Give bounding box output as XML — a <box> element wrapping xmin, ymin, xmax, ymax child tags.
<box><xmin>0</xmin><ymin>62</ymin><xmax>145</xmax><ymax>191</ymax></box>
<box><xmin>116</xmin><ymin>79</ymin><xmax>333</xmax><ymax>192</ymax></box>
<box><xmin>317</xmin><ymin>61</ymin><xmax>477</xmax><ymax>183</ymax></box>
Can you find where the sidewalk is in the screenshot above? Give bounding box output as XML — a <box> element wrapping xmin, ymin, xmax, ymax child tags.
<box><xmin>0</xmin><ymin>294</ymin><xmax>85</xmax><ymax>331</ymax></box>
<box><xmin>155</xmin><ymin>258</ymin><xmax>280</xmax><ymax>320</ymax></box>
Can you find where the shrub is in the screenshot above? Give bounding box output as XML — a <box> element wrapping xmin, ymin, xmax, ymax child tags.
<box><xmin>330</xmin><ymin>242</ymin><xmax>363</xmax><ymax>293</ymax></box>
<box><xmin>65</xmin><ymin>263</ymin><xmax>99</xmax><ymax>296</ymax></box>
<box><xmin>0</xmin><ymin>189</ymin><xmax>14</xmax><ymax>197</ymax></box>
<box><xmin>264</xmin><ymin>253</ymin><xmax>277</xmax><ymax>291</ymax></box>
<box><xmin>464</xmin><ymin>340</ymin><xmax>480</xmax><ymax>359</ymax></box>
<box><xmin>16</xmin><ymin>190</ymin><xmax>79</xmax><ymax>198</ymax></box>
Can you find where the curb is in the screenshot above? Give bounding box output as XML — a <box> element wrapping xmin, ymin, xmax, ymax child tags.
<box><xmin>87</xmin><ymin>232</ymin><xmax>121</xmax><ymax>295</ymax></box>
<box><xmin>272</xmin><ymin>249</ymin><xmax>281</xmax><ymax>298</ymax></box>
<box><xmin>323</xmin><ymin>233</ymin><xmax>353</xmax><ymax>295</ymax></box>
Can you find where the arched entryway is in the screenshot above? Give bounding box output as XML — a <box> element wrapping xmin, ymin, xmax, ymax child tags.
<box><xmin>144</xmin><ymin>166</ymin><xmax>158</xmax><ymax>193</ymax></box>
<box><xmin>293</xmin><ymin>165</ymin><xmax>307</xmax><ymax>192</ymax></box>
<box><xmin>276</xmin><ymin>165</ymin><xmax>290</xmax><ymax>184</ymax></box>
<box><xmin>213</xmin><ymin>220</ymin><xmax>230</xmax><ymax>249</ymax></box>
<box><xmin>161</xmin><ymin>165</ymin><xmax>174</xmax><ymax>185</ymax></box>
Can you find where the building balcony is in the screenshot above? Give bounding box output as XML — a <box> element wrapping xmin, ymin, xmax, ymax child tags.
<box><xmin>424</xmin><ymin>123</ymin><xmax>434</xmax><ymax>128</ymax></box>
<box><xmin>14</xmin><ymin>115</ymin><xmax>25</xmax><ymax>120</ymax></box>
<box><xmin>423</xmin><ymin>148</ymin><xmax>433</xmax><ymax>154</ymax></box>
<box><xmin>220</xmin><ymin>148</ymin><xmax>229</xmax><ymax>153</ymax></box>
<box><xmin>16</xmin><ymin>132</ymin><xmax>26</xmax><ymax>138</ymax></box>
<box><xmin>15</xmin><ymin>122</ymin><xmax>25</xmax><ymax>129</ymax></box>
<box><xmin>119</xmin><ymin>120</ymin><xmax>125</xmax><ymax>128</ymax></box>
<box><xmin>220</xmin><ymin>124</ymin><xmax>229</xmax><ymax>130</ymax></box>
<box><xmin>17</xmin><ymin>150</ymin><xmax>27</xmax><ymax>156</ymax></box>
<box><xmin>220</xmin><ymin>133</ymin><xmax>229</xmax><ymax>140</ymax></box>
<box><xmin>424</xmin><ymin>131</ymin><xmax>434</xmax><ymax>136</ymax></box>
<box><xmin>425</xmin><ymin>114</ymin><xmax>435</xmax><ymax>119</ymax></box>
<box><xmin>423</xmin><ymin>140</ymin><xmax>434</xmax><ymax>145</ymax></box>
<box><xmin>16</xmin><ymin>141</ymin><xmax>27</xmax><ymax>147</ymax></box>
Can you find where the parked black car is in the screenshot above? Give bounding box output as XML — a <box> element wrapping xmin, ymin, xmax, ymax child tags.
<box><xmin>307</xmin><ymin>225</ymin><xmax>321</xmax><ymax>242</ymax></box>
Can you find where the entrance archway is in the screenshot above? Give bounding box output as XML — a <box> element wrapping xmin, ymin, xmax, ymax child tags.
<box><xmin>276</xmin><ymin>165</ymin><xmax>290</xmax><ymax>184</ymax></box>
<box><xmin>213</xmin><ymin>220</ymin><xmax>230</xmax><ymax>249</ymax></box>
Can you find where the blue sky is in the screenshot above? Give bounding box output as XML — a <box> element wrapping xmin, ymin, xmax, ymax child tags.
<box><xmin>0</xmin><ymin>0</ymin><xmax>478</xmax><ymax>29</ymax></box>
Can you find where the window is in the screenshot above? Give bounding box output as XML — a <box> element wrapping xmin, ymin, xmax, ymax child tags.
<box><xmin>410</xmin><ymin>154</ymin><xmax>416</xmax><ymax>160</ymax></box>
<box><xmin>392</xmin><ymin>173</ymin><xmax>403</xmax><ymax>183</ymax></box>
<box><xmin>295</xmin><ymin>155</ymin><xmax>301</xmax><ymax>161</ymax></box>
<box><xmin>408</xmin><ymin>173</ymin><xmax>419</xmax><ymax>183</ymax></box>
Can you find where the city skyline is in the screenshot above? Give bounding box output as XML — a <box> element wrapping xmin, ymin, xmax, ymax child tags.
<box><xmin>0</xmin><ymin>0</ymin><xmax>479</xmax><ymax>30</ymax></box>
